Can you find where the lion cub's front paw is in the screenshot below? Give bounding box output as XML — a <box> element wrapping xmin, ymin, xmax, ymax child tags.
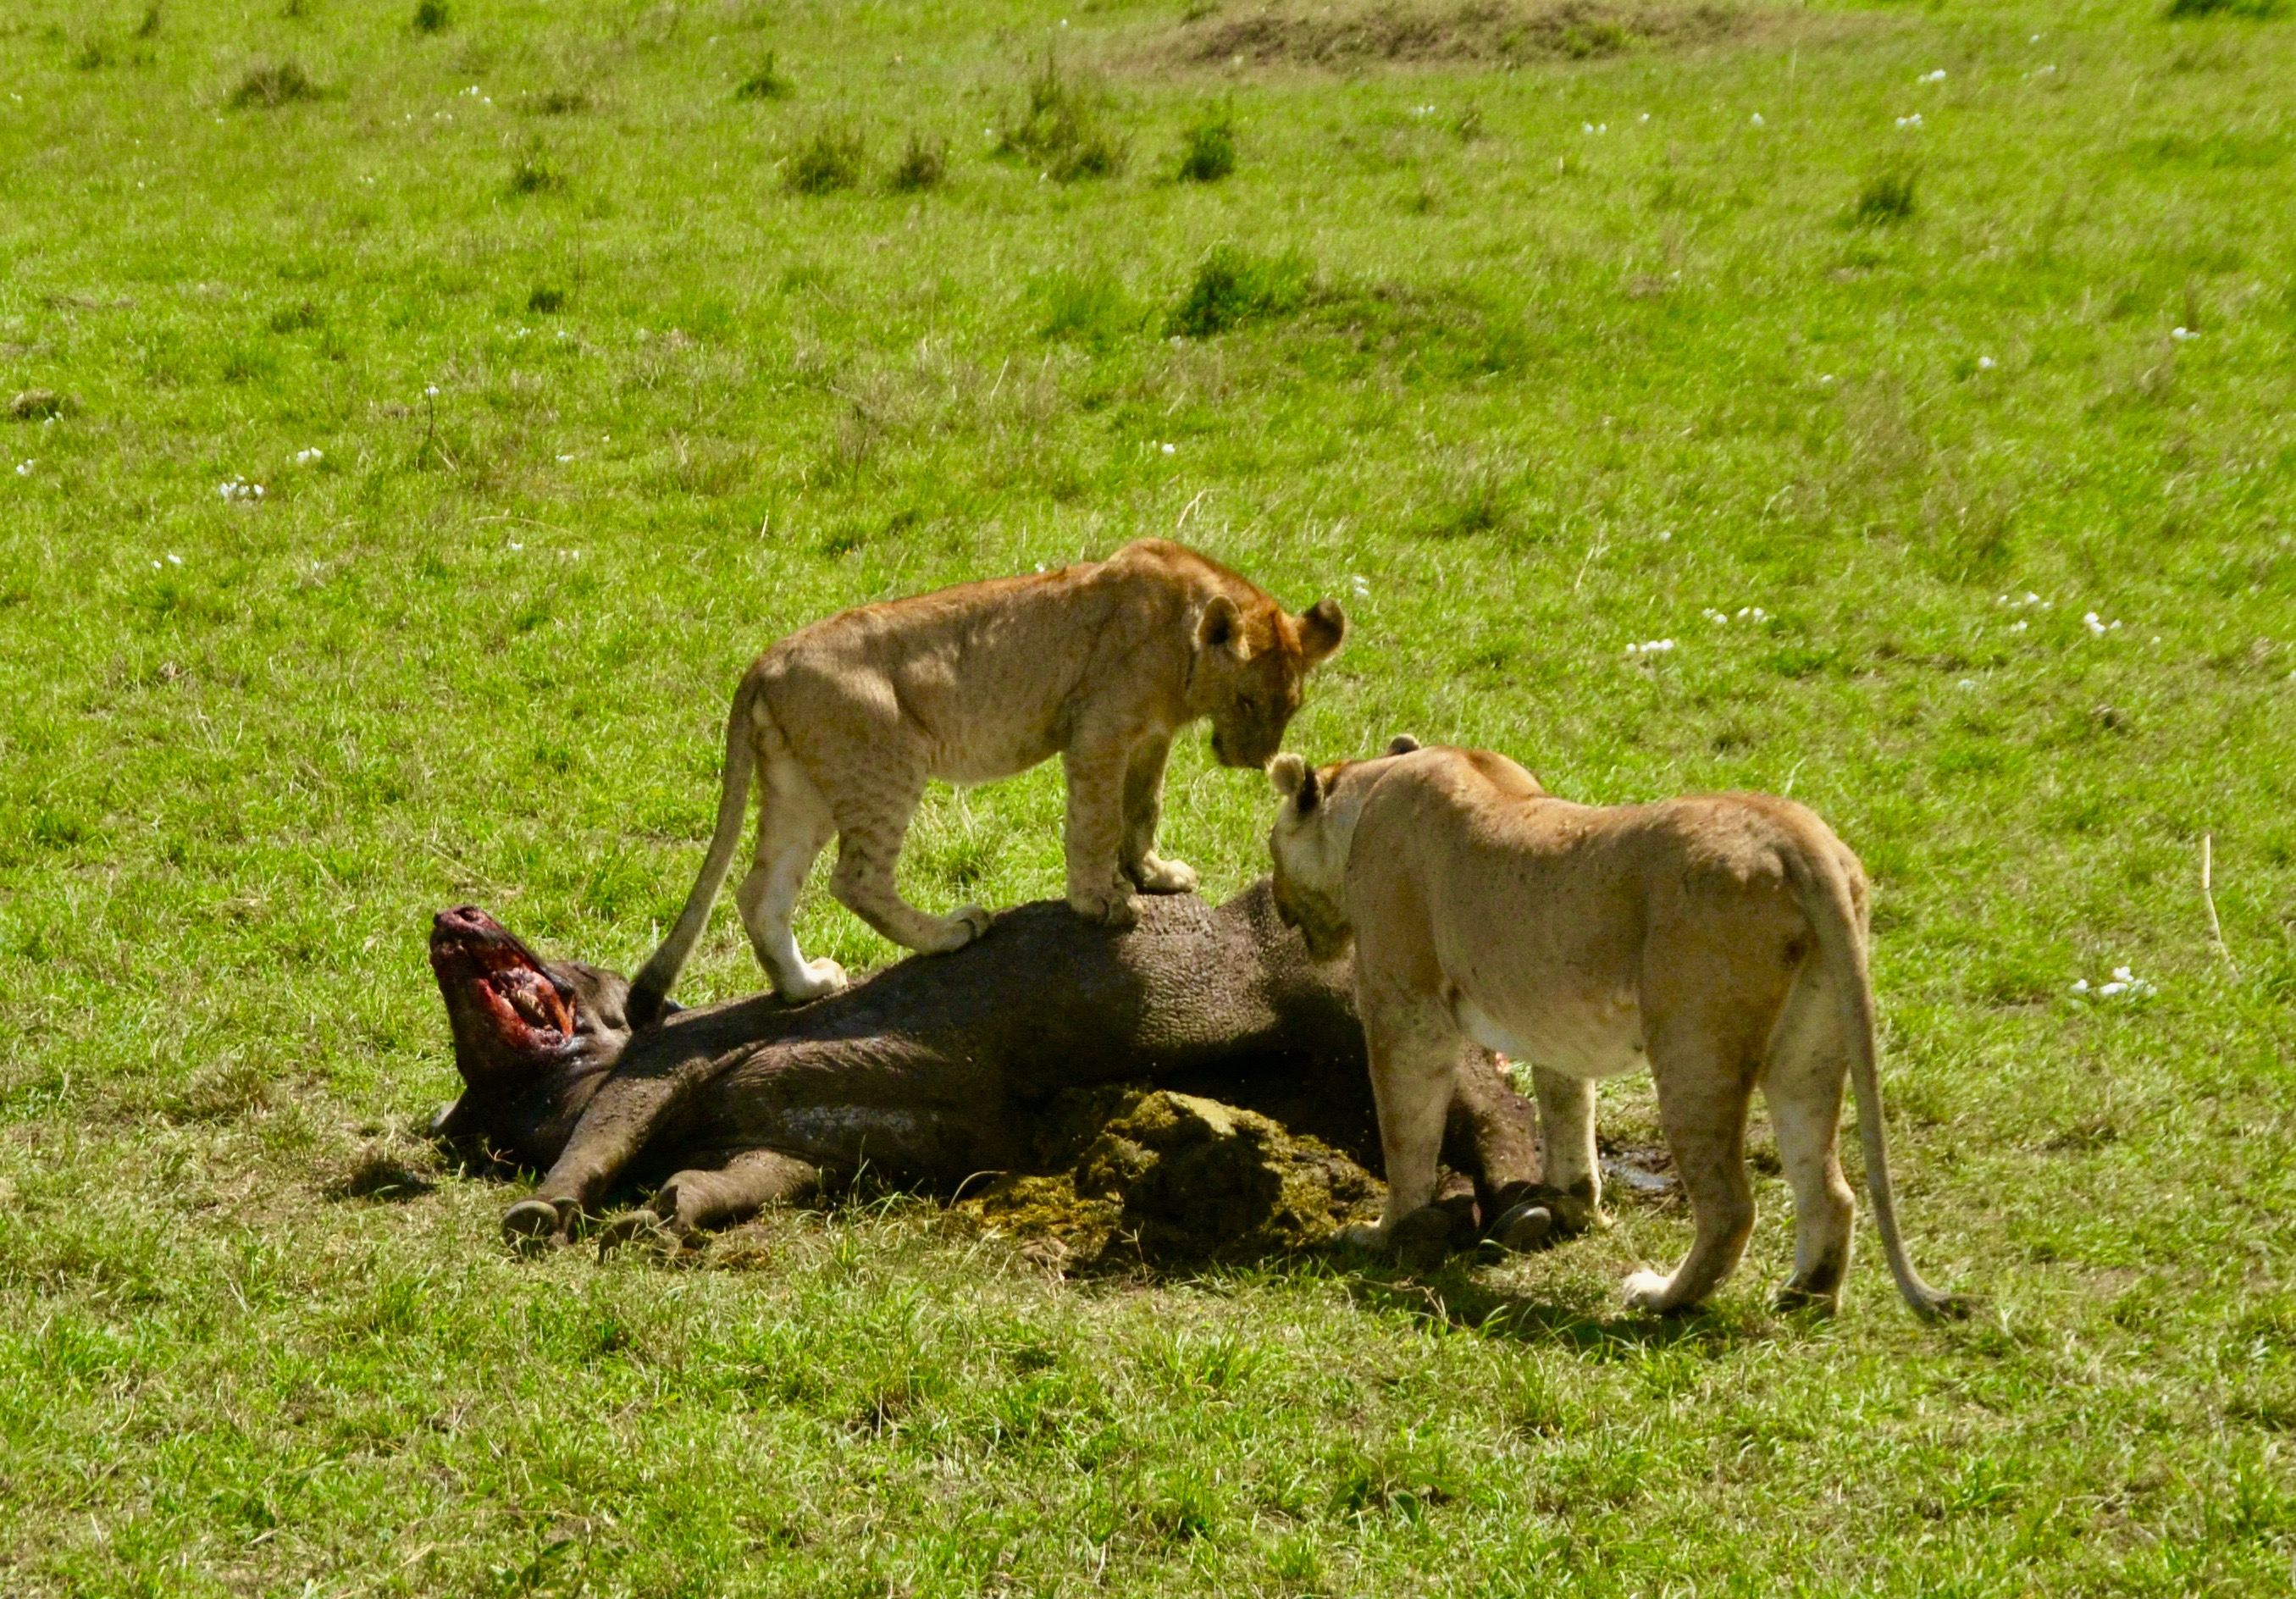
<box><xmin>1339</xmin><ymin>1222</ymin><xmax>1387</xmax><ymax>1253</ymax></box>
<box><xmin>922</xmin><ymin>905</ymin><xmax>992</xmax><ymax>954</ymax></box>
<box><xmin>1127</xmin><ymin>854</ymin><xmax>1199</xmax><ymax>895</ymax></box>
<box><xmin>1068</xmin><ymin>884</ymin><xmax>1142</xmax><ymax>929</ymax></box>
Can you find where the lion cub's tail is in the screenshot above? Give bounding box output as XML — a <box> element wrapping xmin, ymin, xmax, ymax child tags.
<box><xmin>627</xmin><ymin>680</ymin><xmax>761</xmax><ymax>1026</ymax></box>
<box><xmin>1786</xmin><ymin>838</ymin><xmax>1974</xmax><ymax>1323</ymax></box>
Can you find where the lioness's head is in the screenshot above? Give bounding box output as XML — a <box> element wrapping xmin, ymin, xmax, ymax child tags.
<box><xmin>1192</xmin><ymin>593</ymin><xmax>1347</xmax><ymax>770</ymax></box>
<box><xmin>1264</xmin><ymin>734</ymin><xmax>1420</xmax><ymax>962</ymax></box>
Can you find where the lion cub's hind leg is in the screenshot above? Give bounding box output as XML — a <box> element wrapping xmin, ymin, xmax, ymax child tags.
<box><xmin>733</xmin><ymin>754</ymin><xmax>847</xmax><ymax>1001</ymax></box>
<box><xmin>1762</xmin><ymin>961</ymin><xmax>1858</xmax><ymax>1313</ymax></box>
<box><xmin>1532</xmin><ymin>1066</ymin><xmax>1604</xmax><ymax>1233</ymax></box>
<box><xmin>822</xmin><ymin>766</ymin><xmax>991</xmax><ymax>955</ymax></box>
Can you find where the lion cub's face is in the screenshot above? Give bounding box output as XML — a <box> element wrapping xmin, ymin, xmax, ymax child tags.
<box><xmin>1197</xmin><ymin>596</ymin><xmax>1347</xmax><ymax>771</ymax></box>
<box><xmin>1265</xmin><ymin>752</ymin><xmax>1358</xmax><ymax>962</ymax></box>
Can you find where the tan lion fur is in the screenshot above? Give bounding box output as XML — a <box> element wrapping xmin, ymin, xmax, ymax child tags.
<box><xmin>1266</xmin><ymin>739</ymin><xmax>1968</xmax><ymax>1320</ymax></box>
<box><xmin>628</xmin><ymin>539</ymin><xmax>1344</xmax><ymax>1017</ymax></box>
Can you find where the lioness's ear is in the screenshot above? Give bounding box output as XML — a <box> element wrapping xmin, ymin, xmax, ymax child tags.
<box><xmin>1196</xmin><ymin>594</ymin><xmax>1248</xmax><ymax>660</ymax></box>
<box><xmin>1297</xmin><ymin>599</ymin><xmax>1347</xmax><ymax>667</ymax></box>
<box><xmin>1386</xmin><ymin>733</ymin><xmax>1420</xmax><ymax>756</ymax></box>
<box><xmin>1270</xmin><ymin>753</ymin><xmax>1321</xmax><ymax>813</ymax></box>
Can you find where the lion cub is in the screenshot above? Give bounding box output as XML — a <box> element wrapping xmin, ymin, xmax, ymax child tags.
<box><xmin>628</xmin><ymin>539</ymin><xmax>1345</xmax><ymax>1021</ymax></box>
<box><xmin>1267</xmin><ymin>737</ymin><xmax>1969</xmax><ymax>1321</ymax></box>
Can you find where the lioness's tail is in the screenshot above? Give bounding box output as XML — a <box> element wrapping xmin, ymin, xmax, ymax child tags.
<box><xmin>1785</xmin><ymin>835</ymin><xmax>1972</xmax><ymax>1322</ymax></box>
<box><xmin>628</xmin><ymin>680</ymin><xmax>761</xmax><ymax>1026</ymax></box>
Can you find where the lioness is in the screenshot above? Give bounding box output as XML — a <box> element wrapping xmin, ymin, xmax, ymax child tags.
<box><xmin>628</xmin><ymin>539</ymin><xmax>1344</xmax><ymax>1021</ymax></box>
<box><xmin>1266</xmin><ymin>738</ymin><xmax>1970</xmax><ymax>1320</ymax></box>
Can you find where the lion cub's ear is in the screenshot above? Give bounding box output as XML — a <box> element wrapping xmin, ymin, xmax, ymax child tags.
<box><xmin>1268</xmin><ymin>753</ymin><xmax>1320</xmax><ymax>813</ymax></box>
<box><xmin>1386</xmin><ymin>733</ymin><xmax>1420</xmax><ymax>756</ymax></box>
<box><xmin>1196</xmin><ymin>594</ymin><xmax>1248</xmax><ymax>660</ymax></box>
<box><xmin>1297</xmin><ymin>599</ymin><xmax>1347</xmax><ymax>667</ymax></box>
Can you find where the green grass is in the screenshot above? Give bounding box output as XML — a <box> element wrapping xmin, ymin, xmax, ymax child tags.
<box><xmin>3</xmin><ymin>0</ymin><xmax>2295</xmax><ymax>1592</ymax></box>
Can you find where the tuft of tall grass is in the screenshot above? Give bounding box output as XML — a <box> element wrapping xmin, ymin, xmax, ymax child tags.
<box><xmin>888</xmin><ymin>131</ymin><xmax>947</xmax><ymax>192</ymax></box>
<box><xmin>2163</xmin><ymin>0</ymin><xmax>2283</xmax><ymax>15</ymax></box>
<box><xmin>227</xmin><ymin>60</ymin><xmax>320</xmax><ymax>109</ymax></box>
<box><xmin>1851</xmin><ymin>164</ymin><xmax>1919</xmax><ymax>224</ymax></box>
<box><xmin>1162</xmin><ymin>244</ymin><xmax>1312</xmax><ymax>337</ymax></box>
<box><xmin>787</xmin><ymin>124</ymin><xmax>866</xmax><ymax>194</ymax></box>
<box><xmin>1037</xmin><ymin>269</ymin><xmax>1136</xmax><ymax>347</ymax></box>
<box><xmin>1176</xmin><ymin>112</ymin><xmax>1236</xmax><ymax>183</ymax></box>
<box><xmin>736</xmin><ymin>51</ymin><xmax>795</xmax><ymax>101</ymax></box>
<box><xmin>412</xmin><ymin>0</ymin><xmax>451</xmax><ymax>34</ymax></box>
<box><xmin>998</xmin><ymin>56</ymin><xmax>1126</xmax><ymax>182</ymax></box>
<box><xmin>508</xmin><ymin>149</ymin><xmax>566</xmax><ymax>194</ymax></box>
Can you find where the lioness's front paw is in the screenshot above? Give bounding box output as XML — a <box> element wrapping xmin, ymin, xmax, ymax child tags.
<box><xmin>923</xmin><ymin>906</ymin><xmax>991</xmax><ymax>954</ymax></box>
<box><xmin>1128</xmin><ymin>854</ymin><xmax>1198</xmax><ymax>895</ymax></box>
<box><xmin>1068</xmin><ymin>885</ymin><xmax>1142</xmax><ymax>929</ymax></box>
<box><xmin>1621</xmin><ymin>1269</ymin><xmax>1673</xmax><ymax>1312</ymax></box>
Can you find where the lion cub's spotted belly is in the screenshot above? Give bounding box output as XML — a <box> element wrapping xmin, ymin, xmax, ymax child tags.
<box><xmin>1454</xmin><ymin>993</ymin><xmax>1647</xmax><ymax>1081</ymax></box>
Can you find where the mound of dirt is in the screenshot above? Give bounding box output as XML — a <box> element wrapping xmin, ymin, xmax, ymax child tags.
<box><xmin>956</xmin><ymin>1087</ymin><xmax>1382</xmax><ymax>1269</ymax></box>
<box><xmin>1170</xmin><ymin>1</ymin><xmax>1745</xmax><ymax>69</ymax></box>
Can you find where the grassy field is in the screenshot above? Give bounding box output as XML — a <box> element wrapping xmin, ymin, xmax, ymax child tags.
<box><xmin>4</xmin><ymin>0</ymin><xmax>2295</xmax><ymax>1591</ymax></box>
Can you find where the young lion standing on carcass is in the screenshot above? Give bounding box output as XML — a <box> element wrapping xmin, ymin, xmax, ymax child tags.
<box><xmin>1265</xmin><ymin>737</ymin><xmax>1971</xmax><ymax>1320</ymax></box>
<box><xmin>627</xmin><ymin>539</ymin><xmax>1346</xmax><ymax>1021</ymax></box>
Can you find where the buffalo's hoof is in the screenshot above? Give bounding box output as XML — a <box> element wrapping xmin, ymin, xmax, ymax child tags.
<box><xmin>1391</xmin><ymin>1204</ymin><xmax>1458</xmax><ymax>1270</ymax></box>
<box><xmin>1489</xmin><ymin>1201</ymin><xmax>1556</xmax><ymax>1253</ymax></box>
<box><xmin>502</xmin><ymin>1198</ymin><xmax>567</xmax><ymax>1252</ymax></box>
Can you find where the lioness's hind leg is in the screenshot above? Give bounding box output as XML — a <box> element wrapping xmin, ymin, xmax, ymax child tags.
<box><xmin>1764</xmin><ymin>971</ymin><xmax>1856</xmax><ymax>1312</ymax></box>
<box><xmin>825</xmin><ymin>784</ymin><xmax>989</xmax><ymax>955</ymax></box>
<box><xmin>734</xmin><ymin>757</ymin><xmax>845</xmax><ymax>1000</ymax></box>
<box><xmin>1624</xmin><ymin>1037</ymin><xmax>1757</xmax><ymax>1315</ymax></box>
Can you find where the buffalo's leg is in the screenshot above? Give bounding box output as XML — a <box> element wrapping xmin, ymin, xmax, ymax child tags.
<box><xmin>655</xmin><ymin>1148</ymin><xmax>822</xmax><ymax>1236</ymax></box>
<box><xmin>503</xmin><ymin>1060</ymin><xmax>717</xmax><ymax>1246</ymax></box>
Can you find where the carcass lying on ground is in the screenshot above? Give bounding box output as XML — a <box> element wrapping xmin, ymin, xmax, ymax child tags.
<box><xmin>427</xmin><ymin>882</ymin><xmax>1569</xmax><ymax>1264</ymax></box>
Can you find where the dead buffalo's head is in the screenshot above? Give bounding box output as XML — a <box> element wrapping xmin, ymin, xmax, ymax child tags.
<box><xmin>427</xmin><ymin>906</ymin><xmax>635</xmax><ymax>1165</ymax></box>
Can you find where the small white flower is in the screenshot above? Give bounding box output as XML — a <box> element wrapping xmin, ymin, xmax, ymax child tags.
<box><xmin>424</xmin><ymin>385</ymin><xmax>440</xmax><ymax>397</ymax></box>
<box><xmin>1978</xmin><ymin>356</ymin><xmax>1995</xmax><ymax>370</ymax></box>
<box><xmin>1818</xmin><ymin>373</ymin><xmax>1835</xmax><ymax>384</ymax></box>
<box><xmin>2071</xmin><ymin>978</ymin><xmax>2089</xmax><ymax>993</ymax></box>
<box><xmin>167</xmin><ymin>553</ymin><xmax>182</xmax><ymax>566</ymax></box>
<box><xmin>2171</xmin><ymin>326</ymin><xmax>2197</xmax><ymax>341</ymax></box>
<box><xmin>295</xmin><ymin>447</ymin><xmax>323</xmax><ymax>465</ymax></box>
<box><xmin>1639</xmin><ymin>112</ymin><xmax>1650</xmax><ymax>123</ymax></box>
<box><xmin>1160</xmin><ymin>442</ymin><xmax>1176</xmax><ymax>456</ymax></box>
<box><xmin>2111</xmin><ymin>966</ymin><xmax>2133</xmax><ymax>982</ymax></box>
<box><xmin>1957</xmin><ymin>678</ymin><xmax>1976</xmax><ymax>689</ymax></box>
<box><xmin>13</xmin><ymin>460</ymin><xmax>30</xmax><ymax>477</ymax></box>
<box><xmin>2083</xmin><ymin>611</ymin><xmax>2107</xmax><ymax>637</ymax></box>
<box><xmin>556</xmin><ymin>453</ymin><xmax>574</xmax><ymax>463</ymax></box>
<box><xmin>1749</xmin><ymin>112</ymin><xmax>1764</xmax><ymax>127</ymax></box>
<box><xmin>1920</xmin><ymin>69</ymin><xmax>1947</xmax><ymax>84</ymax></box>
<box><xmin>2031</xmin><ymin>33</ymin><xmax>2042</xmax><ymax>43</ymax></box>
<box><xmin>2098</xmin><ymin>981</ymin><xmax>2128</xmax><ymax>997</ymax></box>
<box><xmin>1704</xmin><ymin>608</ymin><xmax>1728</xmax><ymax>624</ymax></box>
<box><xmin>1584</xmin><ymin>123</ymin><xmax>1595</xmax><ymax>135</ymax></box>
<box><xmin>1350</xmin><ymin>574</ymin><xmax>1370</xmax><ymax>598</ymax></box>
<box><xmin>151</xmin><ymin>560</ymin><xmax>162</xmax><ymax>570</ymax></box>
<box><xmin>507</xmin><ymin>540</ymin><xmax>523</xmax><ymax>552</ymax></box>
<box><xmin>1625</xmin><ymin>639</ymin><xmax>1676</xmax><ymax>659</ymax></box>
<box><xmin>1895</xmin><ymin>113</ymin><xmax>1924</xmax><ymax>130</ymax></box>
<box><xmin>1597</xmin><ymin>124</ymin><xmax>1607</xmax><ymax>134</ymax></box>
<box><xmin>2010</xmin><ymin>619</ymin><xmax>2028</xmax><ymax>633</ymax></box>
